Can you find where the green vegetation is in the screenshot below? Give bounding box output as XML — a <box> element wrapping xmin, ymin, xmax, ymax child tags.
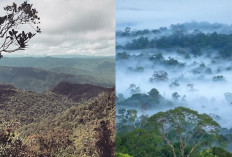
<box><xmin>199</xmin><ymin>147</ymin><xmax>232</xmax><ymax>157</ymax></box>
<box><xmin>0</xmin><ymin>2</ymin><xmax>115</xmax><ymax>156</ymax></box>
<box><xmin>0</xmin><ymin>121</ymin><xmax>26</xmax><ymax>156</ymax></box>
<box><xmin>118</xmin><ymin>32</ymin><xmax>232</xmax><ymax>57</ymax></box>
<box><xmin>116</xmin><ymin>24</ymin><xmax>232</xmax><ymax>157</ymax></box>
<box><xmin>117</xmin><ymin>88</ymin><xmax>172</xmax><ymax>109</ymax></box>
<box><xmin>116</xmin><ymin>152</ymin><xmax>132</xmax><ymax>157</ymax></box>
<box><xmin>116</xmin><ymin>107</ymin><xmax>232</xmax><ymax>157</ymax></box>
<box><xmin>0</xmin><ymin>83</ymin><xmax>115</xmax><ymax>156</ymax></box>
<box><xmin>0</xmin><ymin>84</ymin><xmax>79</xmax><ymax>125</ymax></box>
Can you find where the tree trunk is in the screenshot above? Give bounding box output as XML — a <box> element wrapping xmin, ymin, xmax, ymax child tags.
<box><xmin>187</xmin><ymin>143</ymin><xmax>198</xmax><ymax>157</ymax></box>
<box><xmin>163</xmin><ymin>135</ymin><xmax>176</xmax><ymax>157</ymax></box>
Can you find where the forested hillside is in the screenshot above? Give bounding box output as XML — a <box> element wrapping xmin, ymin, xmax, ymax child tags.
<box><xmin>51</xmin><ymin>82</ymin><xmax>111</xmax><ymax>102</ymax></box>
<box><xmin>0</xmin><ymin>83</ymin><xmax>115</xmax><ymax>156</ymax></box>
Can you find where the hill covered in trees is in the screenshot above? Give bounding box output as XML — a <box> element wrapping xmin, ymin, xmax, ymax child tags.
<box><xmin>117</xmin><ymin>22</ymin><xmax>232</xmax><ymax>58</ymax></box>
<box><xmin>0</xmin><ymin>66</ymin><xmax>111</xmax><ymax>92</ymax></box>
<box><xmin>0</xmin><ymin>84</ymin><xmax>79</xmax><ymax>125</ymax></box>
<box><xmin>51</xmin><ymin>82</ymin><xmax>110</xmax><ymax>102</ymax></box>
<box><xmin>0</xmin><ymin>83</ymin><xmax>115</xmax><ymax>156</ymax></box>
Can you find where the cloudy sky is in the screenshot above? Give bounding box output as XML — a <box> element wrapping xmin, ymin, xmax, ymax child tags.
<box><xmin>117</xmin><ymin>0</ymin><xmax>232</xmax><ymax>30</ymax></box>
<box><xmin>0</xmin><ymin>0</ymin><xmax>115</xmax><ymax>56</ymax></box>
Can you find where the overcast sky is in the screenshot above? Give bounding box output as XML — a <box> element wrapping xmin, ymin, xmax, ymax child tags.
<box><xmin>0</xmin><ymin>0</ymin><xmax>115</xmax><ymax>56</ymax></box>
<box><xmin>117</xmin><ymin>0</ymin><xmax>232</xmax><ymax>30</ymax></box>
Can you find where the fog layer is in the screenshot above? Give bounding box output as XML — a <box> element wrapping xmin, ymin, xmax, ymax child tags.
<box><xmin>116</xmin><ymin>23</ymin><xmax>232</xmax><ymax>129</ymax></box>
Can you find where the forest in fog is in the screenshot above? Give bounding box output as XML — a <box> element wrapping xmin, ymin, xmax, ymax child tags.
<box><xmin>116</xmin><ymin>22</ymin><xmax>232</xmax><ymax>157</ymax></box>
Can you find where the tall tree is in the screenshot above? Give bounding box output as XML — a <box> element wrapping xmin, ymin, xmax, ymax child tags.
<box><xmin>148</xmin><ymin>107</ymin><xmax>220</xmax><ymax>157</ymax></box>
<box><xmin>0</xmin><ymin>1</ymin><xmax>41</xmax><ymax>58</ymax></box>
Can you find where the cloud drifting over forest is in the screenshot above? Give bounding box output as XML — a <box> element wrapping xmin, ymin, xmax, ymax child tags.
<box><xmin>0</xmin><ymin>0</ymin><xmax>115</xmax><ymax>56</ymax></box>
<box><xmin>117</xmin><ymin>0</ymin><xmax>232</xmax><ymax>30</ymax></box>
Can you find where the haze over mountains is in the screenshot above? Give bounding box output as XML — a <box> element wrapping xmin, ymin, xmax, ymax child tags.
<box><xmin>0</xmin><ymin>56</ymin><xmax>115</xmax><ymax>92</ymax></box>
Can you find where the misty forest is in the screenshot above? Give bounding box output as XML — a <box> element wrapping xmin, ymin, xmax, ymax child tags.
<box><xmin>116</xmin><ymin>22</ymin><xmax>232</xmax><ymax>157</ymax></box>
<box><xmin>0</xmin><ymin>2</ymin><xmax>115</xmax><ymax>157</ymax></box>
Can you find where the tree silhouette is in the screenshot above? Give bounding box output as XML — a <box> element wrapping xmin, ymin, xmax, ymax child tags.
<box><xmin>0</xmin><ymin>1</ymin><xmax>41</xmax><ymax>58</ymax></box>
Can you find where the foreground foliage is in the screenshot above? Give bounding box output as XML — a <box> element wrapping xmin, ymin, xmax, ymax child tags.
<box><xmin>0</xmin><ymin>1</ymin><xmax>41</xmax><ymax>58</ymax></box>
<box><xmin>116</xmin><ymin>107</ymin><xmax>231</xmax><ymax>157</ymax></box>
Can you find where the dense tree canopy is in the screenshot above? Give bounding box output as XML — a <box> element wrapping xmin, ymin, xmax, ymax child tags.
<box><xmin>116</xmin><ymin>107</ymin><xmax>231</xmax><ymax>157</ymax></box>
<box><xmin>148</xmin><ymin>107</ymin><xmax>220</xmax><ymax>157</ymax></box>
<box><xmin>117</xmin><ymin>31</ymin><xmax>232</xmax><ymax>57</ymax></box>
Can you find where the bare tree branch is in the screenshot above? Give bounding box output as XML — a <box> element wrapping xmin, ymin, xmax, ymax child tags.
<box><xmin>0</xmin><ymin>1</ymin><xmax>41</xmax><ymax>58</ymax></box>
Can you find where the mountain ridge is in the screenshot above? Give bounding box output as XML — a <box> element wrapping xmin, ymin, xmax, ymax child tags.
<box><xmin>0</xmin><ymin>66</ymin><xmax>113</xmax><ymax>92</ymax></box>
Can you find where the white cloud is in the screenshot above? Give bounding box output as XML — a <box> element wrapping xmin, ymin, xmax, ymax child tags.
<box><xmin>0</xmin><ymin>0</ymin><xmax>115</xmax><ymax>56</ymax></box>
<box><xmin>117</xmin><ymin>0</ymin><xmax>232</xmax><ymax>30</ymax></box>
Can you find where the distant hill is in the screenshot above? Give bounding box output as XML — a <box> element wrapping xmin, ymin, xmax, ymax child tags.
<box><xmin>0</xmin><ymin>66</ymin><xmax>113</xmax><ymax>92</ymax></box>
<box><xmin>51</xmin><ymin>82</ymin><xmax>110</xmax><ymax>102</ymax></box>
<box><xmin>0</xmin><ymin>57</ymin><xmax>115</xmax><ymax>86</ymax></box>
<box><xmin>0</xmin><ymin>56</ymin><xmax>115</xmax><ymax>69</ymax></box>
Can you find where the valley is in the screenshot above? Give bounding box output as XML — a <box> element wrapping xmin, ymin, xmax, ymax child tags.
<box><xmin>0</xmin><ymin>56</ymin><xmax>115</xmax><ymax>156</ymax></box>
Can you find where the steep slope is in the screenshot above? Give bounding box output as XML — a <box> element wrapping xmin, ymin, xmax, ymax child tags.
<box><xmin>51</xmin><ymin>82</ymin><xmax>110</xmax><ymax>102</ymax></box>
<box><xmin>0</xmin><ymin>66</ymin><xmax>112</xmax><ymax>92</ymax></box>
<box><xmin>19</xmin><ymin>89</ymin><xmax>115</xmax><ymax>156</ymax></box>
